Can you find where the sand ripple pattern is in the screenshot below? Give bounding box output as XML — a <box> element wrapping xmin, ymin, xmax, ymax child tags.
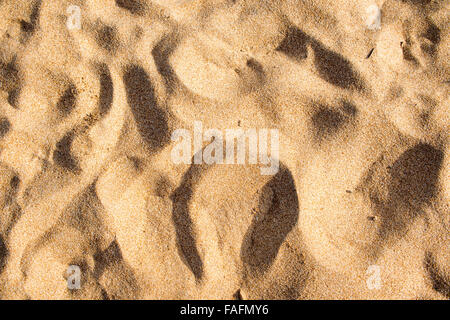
<box><xmin>0</xmin><ymin>0</ymin><xmax>448</xmax><ymax>299</ymax></box>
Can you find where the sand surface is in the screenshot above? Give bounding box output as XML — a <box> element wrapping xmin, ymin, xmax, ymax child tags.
<box><xmin>0</xmin><ymin>0</ymin><xmax>448</xmax><ymax>299</ymax></box>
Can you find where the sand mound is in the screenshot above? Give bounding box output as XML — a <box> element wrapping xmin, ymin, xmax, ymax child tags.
<box><xmin>0</xmin><ymin>0</ymin><xmax>448</xmax><ymax>299</ymax></box>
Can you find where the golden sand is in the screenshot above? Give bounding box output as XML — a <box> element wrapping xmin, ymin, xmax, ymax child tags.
<box><xmin>0</xmin><ymin>0</ymin><xmax>448</xmax><ymax>299</ymax></box>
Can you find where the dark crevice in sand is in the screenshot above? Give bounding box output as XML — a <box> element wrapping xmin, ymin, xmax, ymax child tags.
<box><xmin>98</xmin><ymin>64</ymin><xmax>114</xmax><ymax>117</ymax></box>
<box><xmin>0</xmin><ymin>60</ymin><xmax>19</xmax><ymax>92</ymax></box>
<box><xmin>1</xmin><ymin>177</ymin><xmax>22</xmax><ymax>237</ymax></box>
<box><xmin>403</xmin><ymin>0</ymin><xmax>432</xmax><ymax>6</ymax></box>
<box><xmin>233</xmin><ymin>289</ymin><xmax>243</xmax><ymax>300</ymax></box>
<box><xmin>155</xmin><ymin>175</ymin><xmax>172</xmax><ymax>199</ymax></box>
<box><xmin>342</xmin><ymin>101</ymin><xmax>358</xmax><ymax>116</ymax></box>
<box><xmin>19</xmin><ymin>20</ymin><xmax>34</xmax><ymax>33</ymax></box>
<box><xmin>0</xmin><ymin>235</ymin><xmax>7</xmax><ymax>274</ymax></box>
<box><xmin>100</xmin><ymin>288</ymin><xmax>110</xmax><ymax>300</ymax></box>
<box><xmin>115</xmin><ymin>0</ymin><xmax>146</xmax><ymax>15</ymax></box>
<box><xmin>20</xmin><ymin>0</ymin><xmax>42</xmax><ymax>40</ymax></box>
<box><xmin>421</xmin><ymin>21</ymin><xmax>441</xmax><ymax>55</ymax></box>
<box><xmin>96</xmin><ymin>25</ymin><xmax>119</xmax><ymax>54</ymax></box>
<box><xmin>56</xmin><ymin>83</ymin><xmax>78</xmax><ymax>116</ymax></box>
<box><xmin>312</xmin><ymin>107</ymin><xmax>345</xmax><ymax>140</ymax></box>
<box><xmin>7</xmin><ymin>87</ymin><xmax>21</xmax><ymax>108</ymax></box>
<box><xmin>152</xmin><ymin>34</ymin><xmax>180</xmax><ymax>94</ymax></box>
<box><xmin>424</xmin><ymin>252</ymin><xmax>450</xmax><ymax>299</ymax></box>
<box><xmin>236</xmin><ymin>59</ymin><xmax>266</xmax><ymax>95</ymax></box>
<box><xmin>276</xmin><ymin>26</ymin><xmax>364</xmax><ymax>90</ymax></box>
<box><xmin>10</xmin><ymin>175</ymin><xmax>20</xmax><ymax>191</ymax></box>
<box><xmin>0</xmin><ymin>118</ymin><xmax>11</xmax><ymax>138</ymax></box>
<box><xmin>53</xmin><ymin>132</ymin><xmax>79</xmax><ymax>171</ymax></box>
<box><xmin>311</xmin><ymin>40</ymin><xmax>365</xmax><ymax>91</ymax></box>
<box><xmin>378</xmin><ymin>143</ymin><xmax>443</xmax><ymax>241</ymax></box>
<box><xmin>276</xmin><ymin>27</ymin><xmax>309</xmax><ymax>62</ymax></box>
<box><xmin>246</xmin><ymin>58</ymin><xmax>265</xmax><ymax>75</ymax></box>
<box><xmin>3</xmin><ymin>175</ymin><xmax>20</xmax><ymax>212</ymax></box>
<box><xmin>245</xmin><ymin>57</ymin><xmax>266</xmax><ymax>87</ymax></box>
<box><xmin>0</xmin><ymin>59</ymin><xmax>21</xmax><ymax>108</ymax></box>
<box><xmin>123</xmin><ymin>64</ymin><xmax>170</xmax><ymax>152</ymax></box>
<box><xmin>241</xmin><ymin>165</ymin><xmax>299</xmax><ymax>275</ymax></box>
<box><xmin>170</xmin><ymin>158</ymin><xmax>209</xmax><ymax>281</ymax></box>
<box><xmin>93</xmin><ymin>240</ymin><xmax>122</xmax><ymax>279</ymax></box>
<box><xmin>390</xmin><ymin>143</ymin><xmax>442</xmax><ymax>208</ymax></box>
<box><xmin>311</xmin><ymin>101</ymin><xmax>357</xmax><ymax>142</ymax></box>
<box><xmin>423</xmin><ymin>21</ymin><xmax>440</xmax><ymax>44</ymax></box>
